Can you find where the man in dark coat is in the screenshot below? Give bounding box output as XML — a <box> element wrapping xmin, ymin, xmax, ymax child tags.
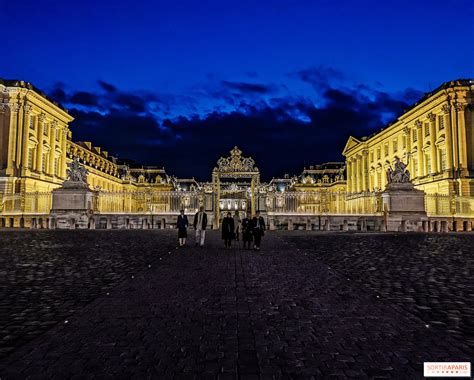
<box><xmin>222</xmin><ymin>212</ymin><xmax>235</xmax><ymax>248</ymax></box>
<box><xmin>241</xmin><ymin>214</ymin><xmax>253</xmax><ymax>249</ymax></box>
<box><xmin>177</xmin><ymin>209</ymin><xmax>188</xmax><ymax>246</ymax></box>
<box><xmin>193</xmin><ymin>206</ymin><xmax>208</xmax><ymax>248</ymax></box>
<box><xmin>252</xmin><ymin>211</ymin><xmax>266</xmax><ymax>251</ymax></box>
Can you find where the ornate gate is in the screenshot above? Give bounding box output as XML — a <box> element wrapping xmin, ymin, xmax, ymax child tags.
<box><xmin>212</xmin><ymin>147</ymin><xmax>260</xmax><ymax>228</ymax></box>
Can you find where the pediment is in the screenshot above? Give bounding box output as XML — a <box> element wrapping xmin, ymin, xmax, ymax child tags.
<box><xmin>342</xmin><ymin>136</ymin><xmax>362</xmax><ymax>156</ymax></box>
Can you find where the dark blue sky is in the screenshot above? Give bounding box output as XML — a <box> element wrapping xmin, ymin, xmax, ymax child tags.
<box><xmin>2</xmin><ymin>0</ymin><xmax>473</xmax><ymax>179</ymax></box>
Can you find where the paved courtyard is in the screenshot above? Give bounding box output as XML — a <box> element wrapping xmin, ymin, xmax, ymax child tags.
<box><xmin>0</xmin><ymin>230</ymin><xmax>472</xmax><ymax>379</ymax></box>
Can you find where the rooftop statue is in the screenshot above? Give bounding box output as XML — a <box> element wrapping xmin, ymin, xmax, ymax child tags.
<box><xmin>387</xmin><ymin>156</ymin><xmax>410</xmax><ymax>184</ymax></box>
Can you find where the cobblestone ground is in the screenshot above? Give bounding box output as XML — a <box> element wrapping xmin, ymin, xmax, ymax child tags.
<box><xmin>282</xmin><ymin>232</ymin><xmax>474</xmax><ymax>352</ymax></box>
<box><xmin>0</xmin><ymin>230</ymin><xmax>177</xmax><ymax>359</ymax></box>
<box><xmin>0</xmin><ymin>231</ymin><xmax>472</xmax><ymax>379</ymax></box>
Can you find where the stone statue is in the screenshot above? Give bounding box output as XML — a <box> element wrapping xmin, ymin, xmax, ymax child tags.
<box><xmin>387</xmin><ymin>157</ymin><xmax>410</xmax><ymax>184</ymax></box>
<box><xmin>66</xmin><ymin>158</ymin><xmax>88</xmax><ymax>183</ymax></box>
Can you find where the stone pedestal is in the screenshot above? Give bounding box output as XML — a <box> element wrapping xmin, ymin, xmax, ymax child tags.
<box><xmin>50</xmin><ymin>181</ymin><xmax>94</xmax><ymax>229</ymax></box>
<box><xmin>382</xmin><ymin>182</ymin><xmax>427</xmax><ymax>232</ymax></box>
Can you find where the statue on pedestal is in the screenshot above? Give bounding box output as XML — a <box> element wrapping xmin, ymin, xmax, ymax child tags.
<box><xmin>63</xmin><ymin>158</ymin><xmax>89</xmax><ymax>189</ymax></box>
<box><xmin>387</xmin><ymin>157</ymin><xmax>410</xmax><ymax>184</ymax></box>
<box><xmin>67</xmin><ymin>158</ymin><xmax>88</xmax><ymax>183</ymax></box>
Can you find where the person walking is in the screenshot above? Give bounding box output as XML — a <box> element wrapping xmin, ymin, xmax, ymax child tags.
<box><xmin>193</xmin><ymin>206</ymin><xmax>208</xmax><ymax>248</ymax></box>
<box><xmin>252</xmin><ymin>211</ymin><xmax>266</xmax><ymax>251</ymax></box>
<box><xmin>222</xmin><ymin>212</ymin><xmax>235</xmax><ymax>249</ymax></box>
<box><xmin>241</xmin><ymin>213</ymin><xmax>253</xmax><ymax>249</ymax></box>
<box><xmin>233</xmin><ymin>211</ymin><xmax>241</xmax><ymax>241</ymax></box>
<box><xmin>177</xmin><ymin>209</ymin><xmax>189</xmax><ymax>246</ymax></box>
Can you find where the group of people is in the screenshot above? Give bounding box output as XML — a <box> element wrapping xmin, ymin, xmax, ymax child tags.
<box><xmin>177</xmin><ymin>207</ymin><xmax>266</xmax><ymax>250</ymax></box>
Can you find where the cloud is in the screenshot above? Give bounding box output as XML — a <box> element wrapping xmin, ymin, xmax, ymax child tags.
<box><xmin>69</xmin><ymin>91</ymin><xmax>100</xmax><ymax>107</ymax></box>
<box><xmin>221</xmin><ymin>80</ymin><xmax>273</xmax><ymax>94</ymax></box>
<box><xmin>48</xmin><ymin>69</ymin><xmax>421</xmax><ymax>180</ymax></box>
<box><xmin>292</xmin><ymin>65</ymin><xmax>346</xmax><ymax>90</ymax></box>
<box><xmin>97</xmin><ymin>80</ymin><xmax>117</xmax><ymax>93</ymax></box>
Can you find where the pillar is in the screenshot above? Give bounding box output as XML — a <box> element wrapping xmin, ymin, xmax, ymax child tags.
<box><xmin>60</xmin><ymin>129</ymin><xmax>67</xmax><ymax>178</ymax></box>
<box><xmin>442</xmin><ymin>104</ymin><xmax>454</xmax><ymax>171</ymax></box>
<box><xmin>35</xmin><ymin>114</ymin><xmax>44</xmax><ymax>173</ymax></box>
<box><xmin>428</xmin><ymin>113</ymin><xmax>437</xmax><ymax>174</ymax></box>
<box><xmin>450</xmin><ymin>102</ymin><xmax>459</xmax><ymax>170</ymax></box>
<box><xmin>455</xmin><ymin>102</ymin><xmax>468</xmax><ymax>174</ymax></box>
<box><xmin>356</xmin><ymin>156</ymin><xmax>362</xmax><ymax>193</ymax></box>
<box><xmin>407</xmin><ymin>131</ymin><xmax>415</xmax><ymax>178</ymax></box>
<box><xmin>48</xmin><ymin>122</ymin><xmax>56</xmax><ymax>175</ymax></box>
<box><xmin>362</xmin><ymin>150</ymin><xmax>368</xmax><ymax>192</ymax></box>
<box><xmin>15</xmin><ymin>101</ymin><xmax>25</xmax><ymax>168</ymax></box>
<box><xmin>21</xmin><ymin>104</ymin><xmax>31</xmax><ymax>173</ymax></box>
<box><xmin>6</xmin><ymin>102</ymin><xmax>20</xmax><ymax>176</ymax></box>
<box><xmin>351</xmin><ymin>158</ymin><xmax>357</xmax><ymax>193</ymax></box>
<box><xmin>346</xmin><ymin>160</ymin><xmax>352</xmax><ymax>193</ymax></box>
<box><xmin>415</xmin><ymin>121</ymin><xmax>424</xmax><ymax>177</ymax></box>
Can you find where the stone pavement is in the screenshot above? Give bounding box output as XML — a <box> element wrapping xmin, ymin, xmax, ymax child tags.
<box><xmin>283</xmin><ymin>232</ymin><xmax>474</xmax><ymax>351</ymax></box>
<box><xmin>0</xmin><ymin>230</ymin><xmax>177</xmax><ymax>359</ymax></box>
<box><xmin>0</xmin><ymin>230</ymin><xmax>472</xmax><ymax>379</ymax></box>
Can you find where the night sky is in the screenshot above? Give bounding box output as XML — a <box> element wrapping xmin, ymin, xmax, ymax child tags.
<box><xmin>2</xmin><ymin>0</ymin><xmax>473</xmax><ymax>180</ymax></box>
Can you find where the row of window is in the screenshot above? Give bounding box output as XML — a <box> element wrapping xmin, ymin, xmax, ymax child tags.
<box><xmin>29</xmin><ymin>115</ymin><xmax>61</xmax><ymax>141</ymax></box>
<box><xmin>27</xmin><ymin>148</ymin><xmax>61</xmax><ymax>176</ymax></box>
<box><xmin>368</xmin><ymin>115</ymin><xmax>447</xmax><ymax>164</ymax></box>
<box><xmin>364</xmin><ymin>147</ymin><xmax>448</xmax><ymax>191</ymax></box>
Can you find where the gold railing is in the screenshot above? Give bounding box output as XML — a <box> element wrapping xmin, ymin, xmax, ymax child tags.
<box><xmin>1</xmin><ymin>190</ymin><xmax>473</xmax><ymax>218</ymax></box>
<box><xmin>95</xmin><ymin>190</ymin><xmax>202</xmax><ymax>214</ymax></box>
<box><xmin>0</xmin><ymin>192</ymin><xmax>52</xmax><ymax>214</ymax></box>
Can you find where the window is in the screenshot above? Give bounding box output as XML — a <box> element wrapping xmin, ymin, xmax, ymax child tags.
<box><xmin>440</xmin><ymin>149</ymin><xmax>447</xmax><ymax>171</ymax></box>
<box><xmin>42</xmin><ymin>153</ymin><xmax>48</xmax><ymax>172</ymax></box>
<box><xmin>29</xmin><ymin>115</ymin><xmax>35</xmax><ymax>129</ymax></box>
<box><xmin>402</xmin><ymin>135</ymin><xmax>407</xmax><ymax>149</ymax></box>
<box><xmin>43</xmin><ymin>123</ymin><xmax>48</xmax><ymax>136</ymax></box>
<box><xmin>438</xmin><ymin>115</ymin><xmax>445</xmax><ymax>130</ymax></box>
<box><xmin>384</xmin><ymin>143</ymin><xmax>389</xmax><ymax>157</ymax></box>
<box><xmin>413</xmin><ymin>129</ymin><xmax>418</xmax><ymax>142</ymax></box>
<box><xmin>376</xmin><ymin>148</ymin><xmax>381</xmax><ymax>160</ymax></box>
<box><xmin>393</xmin><ymin>139</ymin><xmax>398</xmax><ymax>153</ymax></box>
<box><xmin>424</xmin><ymin>123</ymin><xmax>430</xmax><ymax>137</ymax></box>
<box><xmin>412</xmin><ymin>157</ymin><xmax>418</xmax><ymax>177</ymax></box>
<box><xmin>426</xmin><ymin>154</ymin><xmax>431</xmax><ymax>174</ymax></box>
<box><xmin>53</xmin><ymin>157</ymin><xmax>57</xmax><ymax>176</ymax></box>
<box><xmin>55</xmin><ymin>130</ymin><xmax>60</xmax><ymax>142</ymax></box>
<box><xmin>370</xmin><ymin>151</ymin><xmax>374</xmax><ymax>163</ymax></box>
<box><xmin>28</xmin><ymin>148</ymin><xmax>34</xmax><ymax>169</ymax></box>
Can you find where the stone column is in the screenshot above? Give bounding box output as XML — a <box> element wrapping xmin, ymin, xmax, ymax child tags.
<box><xmin>455</xmin><ymin>102</ymin><xmax>468</xmax><ymax>174</ymax></box>
<box><xmin>361</xmin><ymin>150</ymin><xmax>368</xmax><ymax>192</ymax></box>
<box><xmin>415</xmin><ymin>120</ymin><xmax>424</xmax><ymax>178</ymax></box>
<box><xmin>21</xmin><ymin>105</ymin><xmax>32</xmax><ymax>173</ymax></box>
<box><xmin>60</xmin><ymin>129</ymin><xmax>67</xmax><ymax>179</ymax></box>
<box><xmin>428</xmin><ymin>113</ymin><xmax>437</xmax><ymax>174</ymax></box>
<box><xmin>346</xmin><ymin>160</ymin><xmax>352</xmax><ymax>193</ymax></box>
<box><xmin>403</xmin><ymin>127</ymin><xmax>414</xmax><ymax>177</ymax></box>
<box><xmin>355</xmin><ymin>156</ymin><xmax>360</xmax><ymax>193</ymax></box>
<box><xmin>442</xmin><ymin>104</ymin><xmax>454</xmax><ymax>170</ymax></box>
<box><xmin>15</xmin><ymin>101</ymin><xmax>25</xmax><ymax>167</ymax></box>
<box><xmin>353</xmin><ymin>158</ymin><xmax>358</xmax><ymax>193</ymax></box>
<box><xmin>450</xmin><ymin>102</ymin><xmax>459</xmax><ymax>169</ymax></box>
<box><xmin>35</xmin><ymin>114</ymin><xmax>45</xmax><ymax>173</ymax></box>
<box><xmin>48</xmin><ymin>121</ymin><xmax>56</xmax><ymax>175</ymax></box>
<box><xmin>6</xmin><ymin>102</ymin><xmax>20</xmax><ymax>176</ymax></box>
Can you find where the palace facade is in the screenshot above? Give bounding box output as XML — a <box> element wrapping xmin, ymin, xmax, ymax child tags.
<box><xmin>343</xmin><ymin>79</ymin><xmax>473</xmax><ymax>196</ymax></box>
<box><xmin>1</xmin><ymin>78</ymin><xmax>473</xmax><ymax>231</ymax></box>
